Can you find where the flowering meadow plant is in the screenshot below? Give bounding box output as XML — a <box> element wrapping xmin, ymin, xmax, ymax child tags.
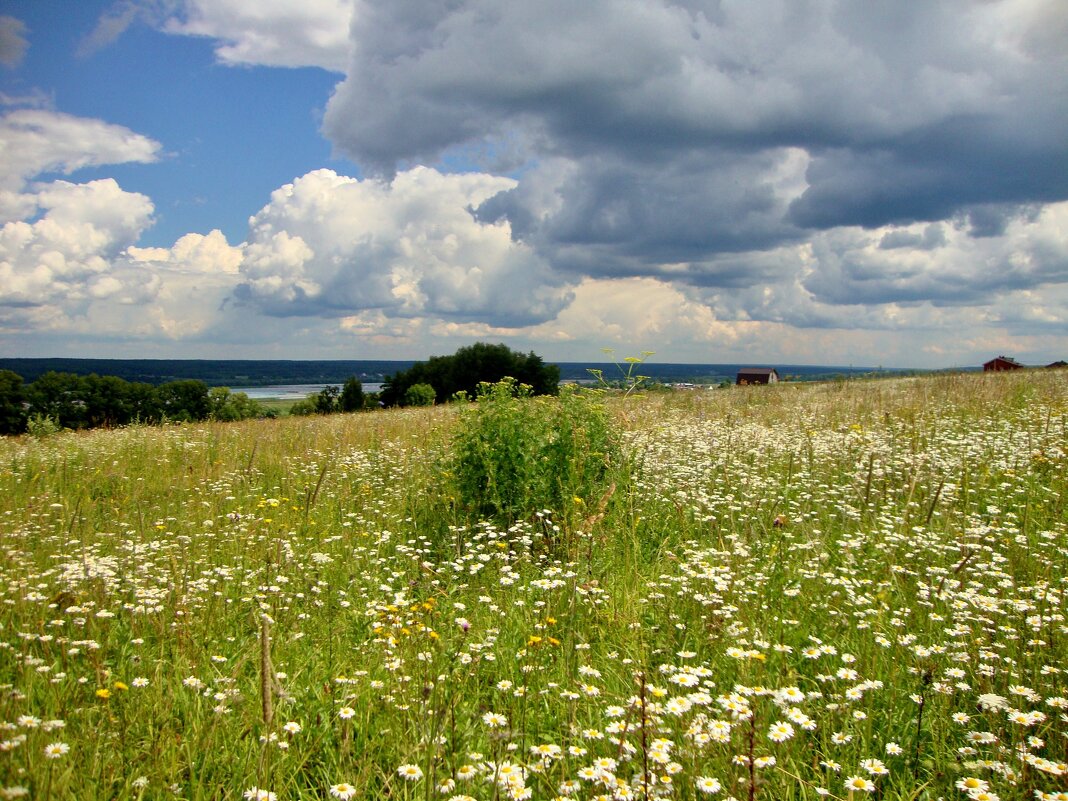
<box><xmin>0</xmin><ymin>371</ymin><xmax>1065</xmax><ymax>799</ymax></box>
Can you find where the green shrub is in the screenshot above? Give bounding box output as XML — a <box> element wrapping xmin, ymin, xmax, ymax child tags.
<box><xmin>26</xmin><ymin>412</ymin><xmax>61</xmax><ymax>438</ymax></box>
<box><xmin>450</xmin><ymin>378</ymin><xmax>619</xmax><ymax>528</ymax></box>
<box><xmin>289</xmin><ymin>398</ymin><xmax>317</xmax><ymax>416</ymax></box>
<box><xmin>404</xmin><ymin>383</ymin><xmax>436</xmax><ymax>407</ymax></box>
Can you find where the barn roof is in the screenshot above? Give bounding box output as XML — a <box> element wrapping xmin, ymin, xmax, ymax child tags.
<box><xmin>984</xmin><ymin>355</ymin><xmax>1023</xmax><ymax>367</ymax></box>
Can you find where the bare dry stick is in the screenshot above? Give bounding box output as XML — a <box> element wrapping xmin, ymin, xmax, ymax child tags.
<box><xmin>260</xmin><ymin>614</ymin><xmax>274</xmax><ymax>730</ymax></box>
<box><xmin>923</xmin><ymin>478</ymin><xmax>945</xmax><ymax>528</ymax></box>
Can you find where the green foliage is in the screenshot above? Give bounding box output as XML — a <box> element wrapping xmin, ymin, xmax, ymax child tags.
<box><xmin>315</xmin><ymin>384</ymin><xmax>341</xmax><ymax>414</ymax></box>
<box><xmin>587</xmin><ymin>348</ymin><xmax>655</xmax><ymax>397</ymax></box>
<box><xmin>0</xmin><ymin>369</ymin><xmax>28</xmax><ymax>435</ymax></box>
<box><xmin>288</xmin><ymin>398</ymin><xmax>317</xmax><ymax>416</ymax></box>
<box><xmin>381</xmin><ymin>342</ymin><xmax>559</xmax><ymax>406</ymax></box>
<box><xmin>449</xmin><ymin>377</ymin><xmax>619</xmax><ymax>526</ymax></box>
<box><xmin>26</xmin><ymin>412</ymin><xmax>60</xmax><ymax>438</ymax></box>
<box><xmin>154</xmin><ymin>379</ymin><xmax>210</xmax><ymax>422</ymax></box>
<box><xmin>17</xmin><ymin>372</ymin><xmax>251</xmax><ymax>430</ymax></box>
<box><xmin>340</xmin><ymin>376</ymin><xmax>364</xmax><ymax>412</ymax></box>
<box><xmin>404</xmin><ymin>382</ymin><xmax>437</xmax><ymax>407</ymax></box>
<box><xmin>208</xmin><ymin>387</ymin><xmax>267</xmax><ymax>422</ymax></box>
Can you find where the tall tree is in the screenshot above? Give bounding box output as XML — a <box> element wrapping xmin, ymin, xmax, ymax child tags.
<box><xmin>0</xmin><ymin>370</ymin><xmax>28</xmax><ymax>435</ymax></box>
<box><xmin>380</xmin><ymin>343</ymin><xmax>559</xmax><ymax>406</ymax></box>
<box><xmin>340</xmin><ymin>376</ymin><xmax>364</xmax><ymax>412</ymax></box>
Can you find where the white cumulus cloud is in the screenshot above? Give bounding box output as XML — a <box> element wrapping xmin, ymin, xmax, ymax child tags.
<box><xmin>0</xmin><ymin>178</ymin><xmax>155</xmax><ymax>311</ymax></box>
<box><xmin>0</xmin><ymin>109</ymin><xmax>160</xmax><ymax>221</ymax></box>
<box><xmin>163</xmin><ymin>0</ymin><xmax>353</xmax><ymax>71</ymax></box>
<box><xmin>234</xmin><ymin>167</ymin><xmax>574</xmax><ymax>326</ymax></box>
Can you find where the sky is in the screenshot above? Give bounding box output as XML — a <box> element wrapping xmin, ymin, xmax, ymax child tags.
<box><xmin>1</xmin><ymin>0</ymin><xmax>1067</xmax><ymax>368</ymax></box>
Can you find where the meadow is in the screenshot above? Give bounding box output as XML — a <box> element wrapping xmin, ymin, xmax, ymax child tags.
<box><xmin>0</xmin><ymin>371</ymin><xmax>1065</xmax><ymax>801</ymax></box>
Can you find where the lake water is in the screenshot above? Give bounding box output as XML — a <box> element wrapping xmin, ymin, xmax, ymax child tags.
<box><xmin>232</xmin><ymin>383</ymin><xmax>384</xmax><ymax>400</ymax></box>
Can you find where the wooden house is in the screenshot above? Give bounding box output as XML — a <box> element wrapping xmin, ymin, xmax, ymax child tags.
<box><xmin>736</xmin><ymin>367</ymin><xmax>779</xmax><ymax>385</ymax></box>
<box><xmin>983</xmin><ymin>356</ymin><xmax>1023</xmax><ymax>372</ymax></box>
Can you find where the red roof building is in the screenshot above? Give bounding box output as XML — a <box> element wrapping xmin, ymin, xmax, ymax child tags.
<box><xmin>983</xmin><ymin>356</ymin><xmax>1024</xmax><ymax>372</ymax></box>
<box><xmin>736</xmin><ymin>367</ymin><xmax>779</xmax><ymax>385</ymax></box>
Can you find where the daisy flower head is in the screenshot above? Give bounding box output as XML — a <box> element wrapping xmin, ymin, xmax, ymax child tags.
<box><xmin>398</xmin><ymin>764</ymin><xmax>424</xmax><ymax>782</ymax></box>
<box><xmin>44</xmin><ymin>742</ymin><xmax>70</xmax><ymax>759</ymax></box>
<box><xmin>844</xmin><ymin>775</ymin><xmax>875</xmax><ymax>793</ymax></box>
<box><xmin>860</xmin><ymin>759</ymin><xmax>888</xmax><ymax>776</ymax></box>
<box><xmin>696</xmin><ymin>777</ymin><xmax>722</xmax><ymax>795</ymax></box>
<box><xmin>482</xmin><ymin>711</ymin><xmax>508</xmax><ymax>728</ymax></box>
<box><xmin>244</xmin><ymin>789</ymin><xmax>276</xmax><ymax>801</ymax></box>
<box><xmin>778</xmin><ymin>686</ymin><xmax>805</xmax><ymax>704</ymax></box>
<box><xmin>455</xmin><ymin>765</ymin><xmax>478</xmax><ymax>781</ymax></box>
<box><xmin>338</xmin><ymin>706</ymin><xmax>356</xmax><ymax>720</ymax></box>
<box><xmin>330</xmin><ymin>783</ymin><xmax>357</xmax><ymax>800</ymax></box>
<box><xmin>956</xmin><ymin>778</ymin><xmax>989</xmax><ymax>794</ymax></box>
<box><xmin>768</xmin><ymin>721</ymin><xmax>795</xmax><ymax>743</ymax></box>
<box><xmin>977</xmin><ymin>694</ymin><xmax>1008</xmax><ymax>712</ymax></box>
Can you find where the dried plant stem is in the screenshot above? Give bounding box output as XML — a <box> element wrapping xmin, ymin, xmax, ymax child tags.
<box><xmin>260</xmin><ymin>615</ymin><xmax>275</xmax><ymax>730</ymax></box>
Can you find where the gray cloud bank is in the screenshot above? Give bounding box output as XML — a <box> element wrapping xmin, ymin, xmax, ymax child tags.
<box><xmin>321</xmin><ymin>0</ymin><xmax>1068</xmax><ymax>306</ymax></box>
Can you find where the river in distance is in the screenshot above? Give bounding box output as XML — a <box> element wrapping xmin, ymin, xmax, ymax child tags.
<box><xmin>231</xmin><ymin>383</ymin><xmax>385</xmax><ymax>400</ymax></box>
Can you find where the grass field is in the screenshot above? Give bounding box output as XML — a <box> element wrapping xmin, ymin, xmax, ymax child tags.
<box><xmin>255</xmin><ymin>397</ymin><xmax>302</xmax><ymax>416</ymax></box>
<box><xmin>0</xmin><ymin>371</ymin><xmax>1065</xmax><ymax>801</ymax></box>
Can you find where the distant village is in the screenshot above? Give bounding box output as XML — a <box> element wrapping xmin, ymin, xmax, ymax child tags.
<box><xmin>672</xmin><ymin>357</ymin><xmax>1068</xmax><ymax>389</ymax></box>
<box><xmin>982</xmin><ymin>356</ymin><xmax>1068</xmax><ymax>372</ymax></box>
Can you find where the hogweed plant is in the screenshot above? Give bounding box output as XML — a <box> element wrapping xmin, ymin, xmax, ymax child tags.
<box><xmin>0</xmin><ymin>370</ymin><xmax>1065</xmax><ymax>800</ymax></box>
<box><xmin>588</xmin><ymin>349</ymin><xmax>657</xmax><ymax>399</ymax></box>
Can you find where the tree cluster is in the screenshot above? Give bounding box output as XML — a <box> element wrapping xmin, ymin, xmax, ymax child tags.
<box><xmin>0</xmin><ymin>370</ymin><xmax>272</xmax><ymax>435</ymax></box>
<box><xmin>379</xmin><ymin>343</ymin><xmax>559</xmax><ymax>407</ymax></box>
<box><xmin>289</xmin><ymin>377</ymin><xmax>370</xmax><ymax>416</ymax></box>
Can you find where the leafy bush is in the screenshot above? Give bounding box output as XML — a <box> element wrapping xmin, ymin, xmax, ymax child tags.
<box><xmin>404</xmin><ymin>383</ymin><xmax>436</xmax><ymax>407</ymax></box>
<box><xmin>449</xmin><ymin>378</ymin><xmax>619</xmax><ymax>528</ymax></box>
<box><xmin>289</xmin><ymin>398</ymin><xmax>317</xmax><ymax>416</ymax></box>
<box><xmin>208</xmin><ymin>387</ymin><xmax>267</xmax><ymax>421</ymax></box>
<box><xmin>26</xmin><ymin>413</ymin><xmax>61</xmax><ymax>438</ymax></box>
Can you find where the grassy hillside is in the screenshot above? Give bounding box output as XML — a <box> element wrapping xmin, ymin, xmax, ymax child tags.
<box><xmin>0</xmin><ymin>372</ymin><xmax>1065</xmax><ymax>800</ymax></box>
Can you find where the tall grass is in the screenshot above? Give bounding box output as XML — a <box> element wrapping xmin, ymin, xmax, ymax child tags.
<box><xmin>0</xmin><ymin>371</ymin><xmax>1065</xmax><ymax>801</ymax></box>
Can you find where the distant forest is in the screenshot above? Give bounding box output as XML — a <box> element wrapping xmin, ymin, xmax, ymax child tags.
<box><xmin>0</xmin><ymin>357</ymin><xmax>896</xmax><ymax>388</ymax></box>
<box><xmin>0</xmin><ymin>359</ymin><xmax>414</xmax><ymax>387</ymax></box>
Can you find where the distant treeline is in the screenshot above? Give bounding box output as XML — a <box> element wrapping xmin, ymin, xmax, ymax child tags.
<box><xmin>0</xmin><ymin>358</ymin><xmax>412</xmax><ymax>387</ymax></box>
<box><xmin>0</xmin><ymin>370</ymin><xmax>275</xmax><ymax>435</ymax></box>
<box><xmin>0</xmin><ymin>357</ymin><xmax>911</xmax><ymax>389</ymax></box>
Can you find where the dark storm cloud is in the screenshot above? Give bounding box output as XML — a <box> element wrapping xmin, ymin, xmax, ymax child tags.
<box><xmin>321</xmin><ymin>0</ymin><xmax>1068</xmax><ymax>295</ymax></box>
<box><xmin>788</xmin><ymin>111</ymin><xmax>1068</xmax><ymax>230</ymax></box>
<box><xmin>473</xmin><ymin>150</ymin><xmax>807</xmax><ymax>283</ymax></box>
